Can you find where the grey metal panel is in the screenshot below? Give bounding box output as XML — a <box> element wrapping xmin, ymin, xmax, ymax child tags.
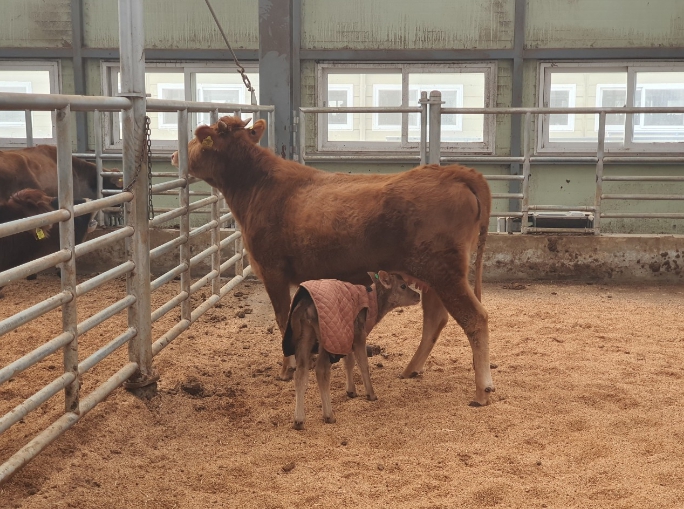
<box><xmin>0</xmin><ymin>0</ymin><xmax>72</xmax><ymax>48</ymax></box>
<box><xmin>509</xmin><ymin>0</ymin><xmax>526</xmax><ymax>210</ymax></box>
<box><xmin>301</xmin><ymin>0</ymin><xmax>515</xmax><ymax>50</ymax></box>
<box><xmin>259</xmin><ymin>0</ymin><xmax>293</xmax><ymax>158</ymax></box>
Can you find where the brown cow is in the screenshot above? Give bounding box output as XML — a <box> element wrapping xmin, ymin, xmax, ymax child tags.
<box><xmin>0</xmin><ymin>145</ymin><xmax>122</xmax><ymax>202</ymax></box>
<box><xmin>0</xmin><ymin>189</ymin><xmax>97</xmax><ymax>282</ymax></box>
<box><xmin>174</xmin><ymin>116</ymin><xmax>495</xmax><ymax>406</ymax></box>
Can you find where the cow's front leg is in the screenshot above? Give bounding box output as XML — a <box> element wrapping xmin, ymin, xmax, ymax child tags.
<box><xmin>401</xmin><ymin>289</ymin><xmax>448</xmax><ymax>378</ymax></box>
<box><xmin>262</xmin><ymin>276</ymin><xmax>296</xmax><ymax>381</ymax></box>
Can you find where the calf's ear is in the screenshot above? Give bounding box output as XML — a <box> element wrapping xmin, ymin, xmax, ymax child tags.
<box><xmin>377</xmin><ymin>270</ymin><xmax>392</xmax><ymax>289</ymax></box>
<box><xmin>248</xmin><ymin>119</ymin><xmax>267</xmax><ymax>143</ymax></box>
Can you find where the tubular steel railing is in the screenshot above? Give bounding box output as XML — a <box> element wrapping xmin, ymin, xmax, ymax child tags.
<box><xmin>299</xmin><ymin>92</ymin><xmax>684</xmax><ymax>234</ymax></box>
<box><xmin>0</xmin><ymin>2</ymin><xmax>275</xmax><ymax>482</ymax></box>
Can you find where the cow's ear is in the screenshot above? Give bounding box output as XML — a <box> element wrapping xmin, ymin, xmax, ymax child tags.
<box><xmin>377</xmin><ymin>270</ymin><xmax>392</xmax><ymax>289</ymax></box>
<box><xmin>194</xmin><ymin>125</ymin><xmax>216</xmax><ymax>149</ymax></box>
<box><xmin>248</xmin><ymin>119</ymin><xmax>266</xmax><ymax>143</ymax></box>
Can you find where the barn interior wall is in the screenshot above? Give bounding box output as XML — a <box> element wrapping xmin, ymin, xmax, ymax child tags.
<box><xmin>1</xmin><ymin>0</ymin><xmax>683</xmax><ymax>234</ymax></box>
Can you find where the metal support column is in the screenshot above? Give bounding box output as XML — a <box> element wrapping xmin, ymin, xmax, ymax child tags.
<box><xmin>428</xmin><ymin>91</ymin><xmax>443</xmax><ymax>165</ymax></box>
<box><xmin>521</xmin><ymin>112</ymin><xmax>532</xmax><ymax>234</ymax></box>
<box><xmin>210</xmin><ymin>109</ymin><xmax>221</xmax><ymax>296</ymax></box>
<box><xmin>509</xmin><ymin>0</ymin><xmax>526</xmax><ymax>211</ymax></box>
<box><xmin>70</xmin><ymin>0</ymin><xmax>88</xmax><ymax>153</ymax></box>
<box><xmin>178</xmin><ymin>109</ymin><xmax>192</xmax><ymax>322</ymax></box>
<box><xmin>56</xmin><ymin>106</ymin><xmax>80</xmax><ymax>413</ymax></box>
<box><xmin>419</xmin><ymin>91</ymin><xmax>428</xmax><ymax>165</ymax></box>
<box><xmin>119</xmin><ymin>0</ymin><xmax>155</xmax><ymax>390</ymax></box>
<box><xmin>594</xmin><ymin>112</ymin><xmax>606</xmax><ymax>234</ymax></box>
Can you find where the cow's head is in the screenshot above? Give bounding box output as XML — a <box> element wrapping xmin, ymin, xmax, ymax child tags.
<box><xmin>172</xmin><ymin>116</ymin><xmax>267</xmax><ymax>183</ymax></box>
<box><xmin>102</xmin><ymin>168</ymin><xmax>124</xmax><ymax>189</ymax></box>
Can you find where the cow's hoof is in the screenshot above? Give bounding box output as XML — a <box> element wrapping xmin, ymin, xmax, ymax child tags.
<box><xmin>323</xmin><ymin>416</ymin><xmax>336</xmax><ymax>424</ymax></box>
<box><xmin>399</xmin><ymin>370</ymin><xmax>420</xmax><ymax>379</ymax></box>
<box><xmin>277</xmin><ymin>368</ymin><xmax>295</xmax><ymax>381</ymax></box>
<box><xmin>293</xmin><ymin>421</ymin><xmax>305</xmax><ymax>430</ymax></box>
<box><xmin>346</xmin><ymin>391</ymin><xmax>357</xmax><ymax>398</ymax></box>
<box><xmin>26</xmin><ymin>274</ymin><xmax>37</xmax><ymax>281</ymax></box>
<box><xmin>485</xmin><ymin>386</ymin><xmax>495</xmax><ymax>393</ymax></box>
<box><xmin>366</xmin><ymin>394</ymin><xmax>378</xmax><ymax>402</ymax></box>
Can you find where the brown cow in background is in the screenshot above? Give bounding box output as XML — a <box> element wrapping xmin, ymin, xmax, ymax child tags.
<box><xmin>173</xmin><ymin>116</ymin><xmax>495</xmax><ymax>406</ymax></box>
<box><xmin>0</xmin><ymin>145</ymin><xmax>122</xmax><ymax>202</ymax></box>
<box><xmin>0</xmin><ymin>189</ymin><xmax>97</xmax><ymax>290</ymax></box>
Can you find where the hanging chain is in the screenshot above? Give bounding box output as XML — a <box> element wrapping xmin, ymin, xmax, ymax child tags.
<box><xmin>123</xmin><ymin>115</ymin><xmax>154</xmax><ymax>219</ymax></box>
<box><xmin>204</xmin><ymin>0</ymin><xmax>255</xmax><ymax>95</ymax></box>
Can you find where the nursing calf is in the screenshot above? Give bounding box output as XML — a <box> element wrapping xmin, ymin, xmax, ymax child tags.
<box><xmin>284</xmin><ymin>272</ymin><xmax>421</xmax><ymax>429</ymax></box>
<box><xmin>174</xmin><ymin>116</ymin><xmax>495</xmax><ymax>406</ymax></box>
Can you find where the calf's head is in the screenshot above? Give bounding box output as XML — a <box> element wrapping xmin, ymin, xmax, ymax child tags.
<box><xmin>373</xmin><ymin>271</ymin><xmax>421</xmax><ymax>310</ymax></box>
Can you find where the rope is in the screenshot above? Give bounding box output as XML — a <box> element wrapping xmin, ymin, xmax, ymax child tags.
<box><xmin>204</xmin><ymin>0</ymin><xmax>256</xmax><ymax>96</ymax></box>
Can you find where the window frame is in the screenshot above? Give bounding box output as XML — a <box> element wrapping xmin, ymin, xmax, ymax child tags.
<box><xmin>548</xmin><ymin>84</ymin><xmax>576</xmax><ymax>132</ymax></box>
<box><xmin>316</xmin><ymin>61</ymin><xmax>497</xmax><ymax>154</ymax></box>
<box><xmin>101</xmin><ymin>61</ymin><xmax>259</xmax><ymax>152</ymax></box>
<box><xmin>538</xmin><ymin>61</ymin><xmax>684</xmax><ymax>154</ymax></box>
<box><xmin>0</xmin><ymin>60</ymin><xmax>61</xmax><ymax>147</ymax></box>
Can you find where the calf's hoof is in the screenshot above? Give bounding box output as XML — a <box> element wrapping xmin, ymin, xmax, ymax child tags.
<box><xmin>366</xmin><ymin>394</ymin><xmax>378</xmax><ymax>402</ymax></box>
<box><xmin>293</xmin><ymin>421</ymin><xmax>305</xmax><ymax>430</ymax></box>
<box><xmin>469</xmin><ymin>386</ymin><xmax>495</xmax><ymax>407</ymax></box>
<box><xmin>323</xmin><ymin>416</ymin><xmax>336</xmax><ymax>424</ymax></box>
<box><xmin>277</xmin><ymin>367</ymin><xmax>295</xmax><ymax>381</ymax></box>
<box><xmin>346</xmin><ymin>391</ymin><xmax>357</xmax><ymax>398</ymax></box>
<box><xmin>26</xmin><ymin>274</ymin><xmax>37</xmax><ymax>281</ymax></box>
<box><xmin>399</xmin><ymin>370</ymin><xmax>421</xmax><ymax>379</ymax></box>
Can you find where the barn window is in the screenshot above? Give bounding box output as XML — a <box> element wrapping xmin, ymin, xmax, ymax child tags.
<box><xmin>0</xmin><ymin>61</ymin><xmax>60</xmax><ymax>147</ymax></box>
<box><xmin>317</xmin><ymin>62</ymin><xmax>496</xmax><ymax>153</ymax></box>
<box><xmin>538</xmin><ymin>62</ymin><xmax>684</xmax><ymax>153</ymax></box>
<box><xmin>101</xmin><ymin>62</ymin><xmax>259</xmax><ymax>151</ymax></box>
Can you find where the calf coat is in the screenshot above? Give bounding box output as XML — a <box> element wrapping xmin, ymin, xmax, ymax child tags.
<box><xmin>0</xmin><ymin>189</ymin><xmax>96</xmax><ymax>276</ymax></box>
<box><xmin>0</xmin><ymin>145</ymin><xmax>121</xmax><ymax>202</ymax></box>
<box><xmin>178</xmin><ymin>116</ymin><xmax>495</xmax><ymax>406</ymax></box>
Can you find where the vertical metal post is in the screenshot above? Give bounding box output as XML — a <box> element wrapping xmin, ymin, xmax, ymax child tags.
<box><xmin>210</xmin><ymin>109</ymin><xmax>221</xmax><ymax>296</ymax></box>
<box><xmin>428</xmin><ymin>91</ymin><xmax>443</xmax><ymax>165</ymax></box>
<box><xmin>24</xmin><ymin>111</ymin><xmax>34</xmax><ymax>147</ymax></box>
<box><xmin>119</xmin><ymin>0</ymin><xmax>155</xmax><ymax>388</ymax></box>
<box><xmin>268</xmin><ymin>110</ymin><xmax>276</xmax><ymax>153</ymax></box>
<box><xmin>298</xmin><ymin>110</ymin><xmax>306</xmax><ymax>164</ymax></box>
<box><xmin>594</xmin><ymin>111</ymin><xmax>606</xmax><ymax>234</ymax></box>
<box><xmin>521</xmin><ymin>112</ymin><xmax>532</xmax><ymax>234</ymax></box>
<box><xmin>56</xmin><ymin>106</ymin><xmax>79</xmax><ymax>413</ymax></box>
<box><xmin>178</xmin><ymin>109</ymin><xmax>192</xmax><ymax>322</ymax></box>
<box><xmin>419</xmin><ymin>91</ymin><xmax>428</xmax><ymax>165</ymax></box>
<box><xmin>94</xmin><ymin>110</ymin><xmax>104</xmax><ymax>226</ymax></box>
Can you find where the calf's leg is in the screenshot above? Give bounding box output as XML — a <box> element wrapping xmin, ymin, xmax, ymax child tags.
<box><xmin>315</xmin><ymin>347</ymin><xmax>335</xmax><ymax>423</ymax></box>
<box><xmin>352</xmin><ymin>330</ymin><xmax>377</xmax><ymax>401</ymax></box>
<box><xmin>401</xmin><ymin>290</ymin><xmax>449</xmax><ymax>378</ymax></box>
<box><xmin>344</xmin><ymin>354</ymin><xmax>357</xmax><ymax>398</ymax></box>
<box><xmin>293</xmin><ymin>319</ymin><xmax>315</xmax><ymax>430</ymax></box>
<box><xmin>438</xmin><ymin>279</ymin><xmax>495</xmax><ymax>406</ymax></box>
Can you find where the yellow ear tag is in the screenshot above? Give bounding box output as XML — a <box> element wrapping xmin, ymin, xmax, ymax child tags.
<box><xmin>202</xmin><ymin>136</ymin><xmax>213</xmax><ymax>148</ymax></box>
<box><xmin>35</xmin><ymin>228</ymin><xmax>46</xmax><ymax>240</ymax></box>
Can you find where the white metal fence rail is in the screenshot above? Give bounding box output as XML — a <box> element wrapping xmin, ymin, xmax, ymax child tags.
<box><xmin>299</xmin><ymin>91</ymin><xmax>684</xmax><ymax>234</ymax></box>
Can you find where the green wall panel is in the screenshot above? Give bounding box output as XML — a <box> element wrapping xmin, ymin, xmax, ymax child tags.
<box><xmin>0</xmin><ymin>0</ymin><xmax>71</xmax><ymax>48</ymax></box>
<box><xmin>83</xmin><ymin>0</ymin><xmax>258</xmax><ymax>50</ymax></box>
<box><xmin>302</xmin><ymin>0</ymin><xmax>515</xmax><ymax>50</ymax></box>
<box><xmin>526</xmin><ymin>0</ymin><xmax>684</xmax><ymax>49</ymax></box>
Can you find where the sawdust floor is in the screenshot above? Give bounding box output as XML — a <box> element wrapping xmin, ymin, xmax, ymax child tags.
<box><xmin>1</xmin><ymin>275</ymin><xmax>683</xmax><ymax>509</ymax></box>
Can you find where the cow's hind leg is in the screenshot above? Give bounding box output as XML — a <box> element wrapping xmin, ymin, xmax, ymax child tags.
<box><xmin>438</xmin><ymin>279</ymin><xmax>494</xmax><ymax>406</ymax></box>
<box><xmin>352</xmin><ymin>330</ymin><xmax>377</xmax><ymax>401</ymax></box>
<box><xmin>315</xmin><ymin>347</ymin><xmax>335</xmax><ymax>424</ymax></box>
<box><xmin>401</xmin><ymin>289</ymin><xmax>449</xmax><ymax>378</ymax></box>
<box><xmin>344</xmin><ymin>354</ymin><xmax>357</xmax><ymax>398</ymax></box>
<box><xmin>262</xmin><ymin>276</ymin><xmax>296</xmax><ymax>381</ymax></box>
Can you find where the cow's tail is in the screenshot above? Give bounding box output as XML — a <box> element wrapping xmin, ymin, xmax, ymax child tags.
<box><xmin>474</xmin><ymin>221</ymin><xmax>487</xmax><ymax>302</ymax></box>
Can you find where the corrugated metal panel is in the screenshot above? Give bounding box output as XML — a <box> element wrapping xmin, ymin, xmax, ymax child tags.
<box><xmin>83</xmin><ymin>0</ymin><xmax>258</xmax><ymax>50</ymax></box>
<box><xmin>0</xmin><ymin>0</ymin><xmax>71</xmax><ymax>48</ymax></box>
<box><xmin>302</xmin><ymin>0</ymin><xmax>514</xmax><ymax>50</ymax></box>
<box><xmin>527</xmin><ymin>0</ymin><xmax>684</xmax><ymax>49</ymax></box>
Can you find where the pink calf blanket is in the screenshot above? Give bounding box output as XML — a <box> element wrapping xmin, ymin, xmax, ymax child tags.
<box><xmin>283</xmin><ymin>279</ymin><xmax>379</xmax><ymax>357</ymax></box>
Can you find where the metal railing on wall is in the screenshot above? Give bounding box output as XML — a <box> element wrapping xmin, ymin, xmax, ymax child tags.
<box><xmin>298</xmin><ymin>91</ymin><xmax>684</xmax><ymax>234</ymax></box>
<box><xmin>0</xmin><ymin>0</ymin><xmax>277</xmax><ymax>482</ymax></box>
